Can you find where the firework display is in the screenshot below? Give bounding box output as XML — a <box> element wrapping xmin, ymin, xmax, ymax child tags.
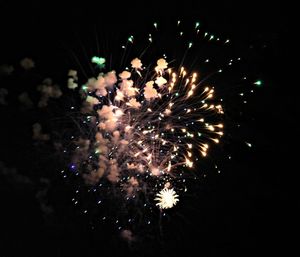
<box><xmin>1</xmin><ymin>18</ymin><xmax>262</xmax><ymax>244</ymax></box>
<box><xmin>74</xmin><ymin>54</ymin><xmax>223</xmax><ymax>197</ymax></box>
<box><xmin>1</xmin><ymin>2</ymin><xmax>283</xmax><ymax>255</ymax></box>
<box><xmin>52</xmin><ymin>21</ymin><xmax>258</xmax><ymax>238</ymax></box>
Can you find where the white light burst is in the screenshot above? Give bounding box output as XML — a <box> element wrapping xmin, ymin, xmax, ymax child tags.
<box><xmin>155</xmin><ymin>188</ymin><xmax>179</xmax><ymax>209</ymax></box>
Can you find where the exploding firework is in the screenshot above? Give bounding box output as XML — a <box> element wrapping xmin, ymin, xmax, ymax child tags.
<box><xmin>56</xmin><ymin>20</ymin><xmax>255</xmax><ymax>238</ymax></box>
<box><xmin>58</xmin><ymin>20</ymin><xmax>234</xmax><ymax>238</ymax></box>
<box><xmin>1</xmin><ymin>19</ymin><xmax>258</xmax><ymax>240</ymax></box>
<box><xmin>155</xmin><ymin>188</ymin><xmax>179</xmax><ymax>209</ymax></box>
<box><xmin>73</xmin><ymin>54</ymin><xmax>224</xmax><ymax>199</ymax></box>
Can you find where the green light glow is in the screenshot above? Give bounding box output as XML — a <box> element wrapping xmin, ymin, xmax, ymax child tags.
<box><xmin>128</xmin><ymin>36</ymin><xmax>134</xmax><ymax>43</ymax></box>
<box><xmin>91</xmin><ymin>56</ymin><xmax>106</xmax><ymax>68</ymax></box>
<box><xmin>254</xmin><ymin>80</ymin><xmax>263</xmax><ymax>87</ymax></box>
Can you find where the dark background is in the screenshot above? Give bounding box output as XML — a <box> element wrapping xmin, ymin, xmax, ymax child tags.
<box><xmin>0</xmin><ymin>1</ymin><xmax>290</xmax><ymax>256</ymax></box>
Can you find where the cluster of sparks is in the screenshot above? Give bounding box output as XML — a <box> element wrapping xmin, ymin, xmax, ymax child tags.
<box><xmin>155</xmin><ymin>187</ymin><xmax>179</xmax><ymax>209</ymax></box>
<box><xmin>71</xmin><ymin>54</ymin><xmax>224</xmax><ymax>210</ymax></box>
<box><xmin>0</xmin><ymin>19</ymin><xmax>261</xmax><ymax>240</ymax></box>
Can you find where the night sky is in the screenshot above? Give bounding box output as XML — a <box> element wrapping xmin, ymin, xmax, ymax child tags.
<box><xmin>0</xmin><ymin>1</ymin><xmax>289</xmax><ymax>256</ymax></box>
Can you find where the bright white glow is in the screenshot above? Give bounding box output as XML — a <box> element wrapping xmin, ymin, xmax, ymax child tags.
<box><xmin>155</xmin><ymin>188</ymin><xmax>179</xmax><ymax>209</ymax></box>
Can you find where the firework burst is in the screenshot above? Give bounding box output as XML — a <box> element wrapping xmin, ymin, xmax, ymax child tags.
<box><xmin>72</xmin><ymin>53</ymin><xmax>223</xmax><ymax>200</ymax></box>
<box><xmin>46</xmin><ymin>20</ymin><xmax>258</xmax><ymax>238</ymax></box>
<box><xmin>155</xmin><ymin>188</ymin><xmax>179</xmax><ymax>209</ymax></box>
